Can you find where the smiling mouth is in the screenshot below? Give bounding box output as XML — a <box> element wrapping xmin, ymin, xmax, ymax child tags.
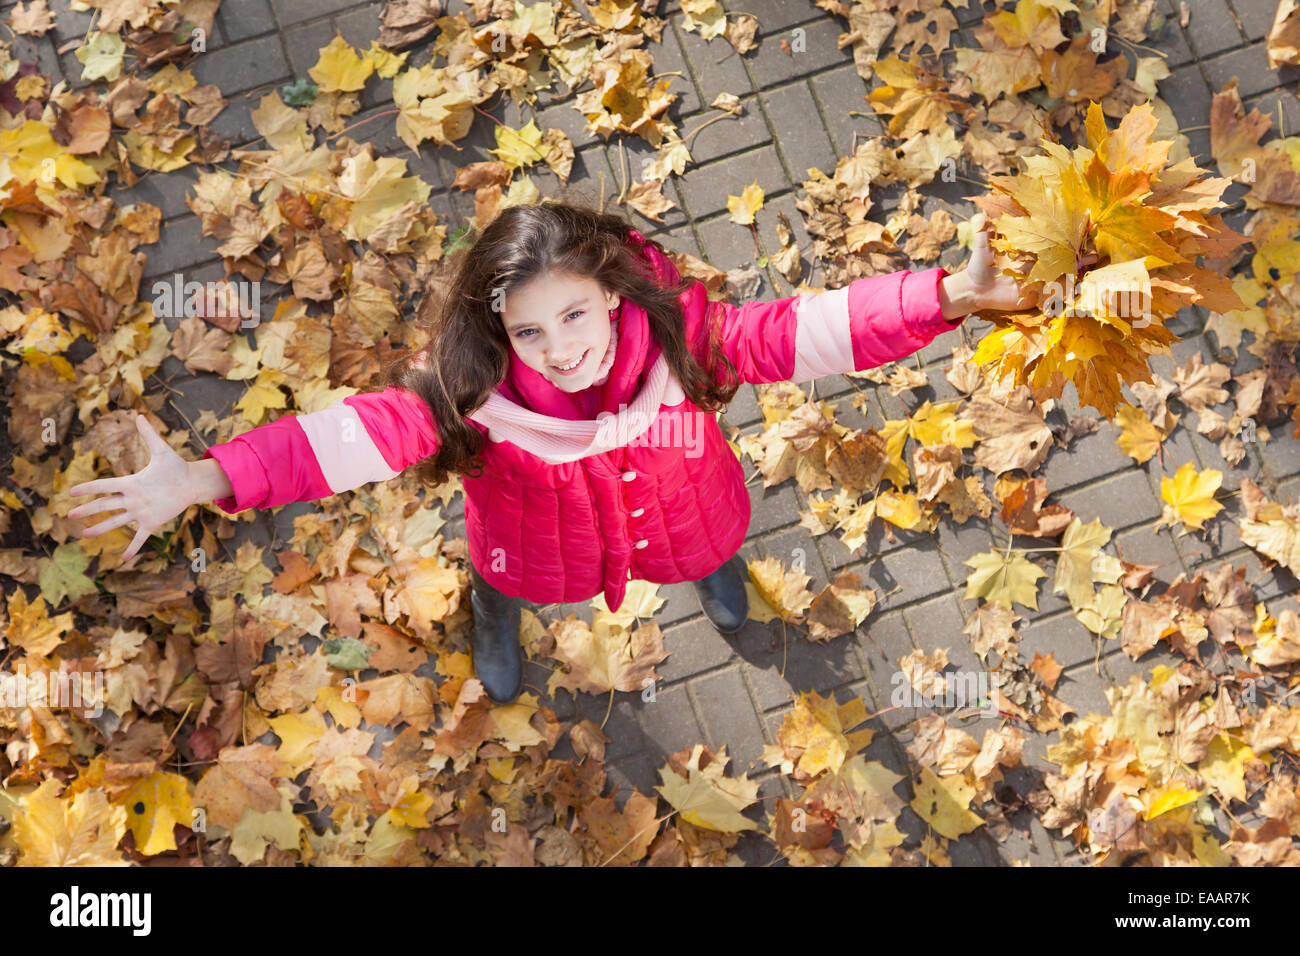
<box><xmin>551</xmin><ymin>350</ymin><xmax>588</xmax><ymax>374</ymax></box>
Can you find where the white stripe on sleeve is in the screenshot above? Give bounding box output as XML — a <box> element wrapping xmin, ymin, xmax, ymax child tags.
<box><xmin>294</xmin><ymin>401</ymin><xmax>401</xmax><ymax>493</ymax></box>
<box><xmin>789</xmin><ymin>286</ymin><xmax>852</xmax><ymax>383</ymax></box>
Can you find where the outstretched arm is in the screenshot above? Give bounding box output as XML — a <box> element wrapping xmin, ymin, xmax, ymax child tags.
<box><xmin>682</xmin><ymin>265</ymin><xmax>959</xmax><ymax>387</ymax></box>
<box><xmin>683</xmin><ymin>226</ymin><xmax>1036</xmax><ymax>387</ymax></box>
<box><xmin>69</xmin><ymin>386</ymin><xmax>441</xmax><ymax>561</ymax></box>
<box><xmin>198</xmin><ymin>386</ymin><xmax>439</xmax><ymax>513</ymax></box>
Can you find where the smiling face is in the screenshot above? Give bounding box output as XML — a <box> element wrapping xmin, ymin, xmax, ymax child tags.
<box><xmin>500</xmin><ymin>271</ymin><xmax>618</xmax><ymax>392</ymax></box>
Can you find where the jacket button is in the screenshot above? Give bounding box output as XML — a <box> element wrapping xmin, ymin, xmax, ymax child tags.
<box><xmin>635</xmin><ymin>539</ymin><xmax>648</xmax><ymax>548</ymax></box>
<box><xmin>630</xmin><ymin>507</ymin><xmax>645</xmax><ymax>517</ymax></box>
<box><xmin>621</xmin><ymin>470</ymin><xmax>636</xmax><ymax>481</ymax></box>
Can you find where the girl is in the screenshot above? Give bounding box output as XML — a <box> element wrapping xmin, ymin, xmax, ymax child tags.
<box><xmin>69</xmin><ymin>199</ymin><xmax>1035</xmax><ymax>706</ymax></box>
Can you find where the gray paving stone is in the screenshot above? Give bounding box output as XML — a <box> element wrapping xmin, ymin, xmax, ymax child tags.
<box><xmin>671</xmin><ymin>13</ymin><xmax>755</xmax><ymax>106</ymax></box>
<box><xmin>678</xmin><ymin>144</ymin><xmax>790</xmax><ymax>221</ymax></box>
<box><xmin>1257</xmin><ymin>428</ymin><xmax>1300</xmax><ymax>484</ymax></box>
<box><xmin>845</xmin><ymin>536</ymin><xmax>953</xmax><ymax>612</ymax></box>
<box><xmin>1230</xmin><ymin>0</ymin><xmax>1281</xmax><ymax>41</ymax></box>
<box><xmin>689</xmin><ymin>665</ymin><xmax>770</xmax><ymax>772</ymax></box>
<box><xmin>6</xmin><ymin>32</ymin><xmax>63</xmax><ymax>84</ymax></box>
<box><xmin>603</xmin><ymin>751</ymin><xmax>661</xmax><ymax>807</ymax></box>
<box><xmin>853</xmin><ymin>610</ymin><xmax>918</xmax><ymax>730</ymax></box>
<box><xmin>140</xmin><ymin>219</ymin><xmax>222</xmax><ymax>282</ymax></box>
<box><xmin>190</xmin><ymin>35</ymin><xmax>291</xmax><ymax>95</ymax></box>
<box><xmin>1182</xmin><ymin>544</ymin><xmax>1300</xmax><ymax>602</ymax></box>
<box><xmin>1054</xmin><ymin>468</ymin><xmax>1163</xmax><ymax>532</ymax></box>
<box><xmin>807</xmin><ymin>63</ymin><xmax>884</xmax><ymax>161</ymax></box>
<box><xmin>1054</xmin><ymin>658</ymin><xmax>1113</xmax><ymax>723</ymax></box>
<box><xmin>1137</xmin><ymin>6</ymin><xmax>1196</xmax><ymax>70</ymax></box>
<box><xmin>1112</xmin><ymin>519</ymin><xmax>1188</xmax><ymax>579</ymax></box>
<box><xmin>695</xmin><ymin>209</ymin><xmax>770</xmax><ymax>274</ymax></box>
<box><xmin>112</xmin><ymin>166</ymin><xmax>201</xmax><ymax>224</ymax></box>
<box><xmin>1186</xmin><ymin>423</ymin><xmax>1265</xmax><ymax>492</ymax></box>
<box><xmin>1038</xmin><ymin>414</ymin><xmax>1137</xmax><ymax>492</ymax></box>
<box><xmin>1201</xmin><ymin>45</ymin><xmax>1296</xmax><ymax>99</ymax></box>
<box><xmin>283</xmin><ymin>17</ymin><xmax>342</xmax><ymax>79</ymax></box>
<box><xmin>1177</xmin><ymin>0</ymin><xmax>1248</xmax><ymax>57</ymax></box>
<box><xmin>1019</xmin><ymin>609</ymin><xmax>1102</xmax><ymax>672</ymax></box>
<box><xmin>1102</xmin><ymin>642</ymin><xmax>1190</xmax><ymax>688</ymax></box>
<box><xmin>645</xmin><ymin>16</ymin><xmax>702</xmax><ymax>120</ymax></box>
<box><xmin>1159</xmin><ymin>64</ymin><xmax>1216</xmax><ymax>139</ymax></box>
<box><xmin>657</xmin><ymin>615</ymin><xmax>735</xmax><ymax>683</ymax></box>
<box><xmin>1244</xmin><ymin>87</ymin><xmax>1300</xmax><ymax>137</ymax></box>
<box><xmin>935</xmin><ymin>515</ymin><xmax>997</xmax><ymax>598</ymax></box>
<box><xmin>574</xmin><ymin>692</ymin><xmax>647</xmax><ymax>762</ymax></box>
<box><xmin>635</xmin><ymin>681</ymin><xmax>708</xmax><ymax>755</ymax></box>
<box><xmin>207</xmin><ymin>95</ymin><xmax>261</xmax><ymax>148</ymax></box>
<box><xmin>536</xmin><ymin>99</ymin><xmax>601</xmax><ymax>152</ymax></box>
<box><xmin>269</xmin><ymin>0</ymin><xmax>359</xmax><ymax>25</ymax></box>
<box><xmin>219</xmin><ymin>0</ymin><xmax>279</xmax><ymax>43</ymax></box>
<box><xmin>904</xmin><ymin>590</ymin><xmax>982</xmax><ymax>671</ymax></box>
<box><xmin>815</xmin><ymin>512</ymin><xmax>917</xmax><ymax>573</ymax></box>
<box><xmin>743</xmin><ymin>16</ymin><xmax>855</xmax><ymax>89</ymax></box>
<box><xmin>760</xmin><ymin>81</ymin><xmax>838</xmax><ymax>185</ymax></box>
<box><xmin>721</xmin><ymin>383</ymin><xmax>761</xmax><ymax>428</ymax></box>
<box><xmin>678</xmin><ymin>93</ymin><xmax>778</xmax><ymax>169</ymax></box>
<box><xmin>333</xmin><ymin>2</ymin><xmax>384</xmax><ymax>49</ymax></box>
<box><xmin>720</xmin><ymin>0</ymin><xmax>824</xmax><ymax>35</ymax></box>
<box><xmin>742</xmin><ymin>469</ymin><xmax>802</xmax><ymax>536</ymax></box>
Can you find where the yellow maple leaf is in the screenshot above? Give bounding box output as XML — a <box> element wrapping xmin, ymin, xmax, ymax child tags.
<box><xmin>489</xmin><ymin>118</ymin><xmax>548</xmax><ymax>171</ymax></box>
<box><xmin>308</xmin><ymin>34</ymin><xmax>375</xmax><ymax>93</ymax></box>
<box><xmin>234</xmin><ymin>367</ymin><xmax>289</xmax><ymax>425</ymax></box>
<box><xmin>655</xmin><ymin>744</ymin><xmax>759</xmax><ymax>832</ymax></box>
<box><xmin>336</xmin><ymin>151</ymin><xmax>432</xmax><ymax>242</ymax></box>
<box><xmin>910</xmin><ymin>764</ymin><xmax>985</xmax><ymax>839</ymax></box>
<box><xmin>964</xmin><ymin>547</ymin><xmax>1046</xmax><ymax>610</ymax></box>
<box><xmin>777</xmin><ymin>689</ymin><xmax>874</xmax><ymax>778</ymax></box>
<box><xmin>1114</xmin><ymin>401</ymin><xmax>1164</xmax><ymax>462</ymax></box>
<box><xmin>267</xmin><ymin>706</ymin><xmax>327</xmax><ymax>778</ymax></box>
<box><xmin>747</xmin><ymin>555</ymin><xmax>816</xmax><ymax>622</ymax></box>
<box><xmin>1197</xmin><ymin>732</ymin><xmax>1263</xmax><ymax>803</ymax></box>
<box><xmin>1158</xmin><ymin>461</ymin><xmax>1224</xmax><ymax>532</ymax></box>
<box><xmin>726</xmin><ymin>179</ymin><xmax>764</xmax><ymax>225</ymax></box>
<box><xmin>0</xmin><ymin>119</ymin><xmax>99</xmax><ymax>193</ymax></box>
<box><xmin>11</xmin><ymin>779</ymin><xmax>129</xmax><ymax>866</ymax></box>
<box><xmin>116</xmin><ymin>770</ymin><xmax>193</xmax><ymax>856</ymax></box>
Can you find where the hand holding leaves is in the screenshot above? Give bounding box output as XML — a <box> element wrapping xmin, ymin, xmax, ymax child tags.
<box><xmin>945</xmin><ymin>214</ymin><xmax>1097</xmax><ymax>318</ymax></box>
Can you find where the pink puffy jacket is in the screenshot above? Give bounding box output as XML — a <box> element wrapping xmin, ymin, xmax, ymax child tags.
<box><xmin>202</xmin><ymin>229</ymin><xmax>960</xmax><ymax>612</ymax></box>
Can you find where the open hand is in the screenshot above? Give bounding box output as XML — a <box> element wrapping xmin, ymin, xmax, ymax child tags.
<box><xmin>67</xmin><ymin>414</ymin><xmax>194</xmax><ymax>563</ymax></box>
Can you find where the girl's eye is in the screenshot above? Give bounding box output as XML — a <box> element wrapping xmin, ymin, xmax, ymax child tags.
<box><xmin>516</xmin><ymin>311</ymin><xmax>582</xmax><ymax>339</ymax></box>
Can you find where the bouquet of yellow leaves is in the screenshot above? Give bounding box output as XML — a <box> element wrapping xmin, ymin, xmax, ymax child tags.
<box><xmin>970</xmin><ymin>101</ymin><xmax>1250</xmax><ymax>419</ymax></box>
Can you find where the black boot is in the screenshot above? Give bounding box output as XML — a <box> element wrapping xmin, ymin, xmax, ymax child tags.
<box><xmin>468</xmin><ymin>564</ymin><xmax>525</xmax><ymax>705</ymax></box>
<box><xmin>692</xmin><ymin>553</ymin><xmax>749</xmax><ymax>634</ymax></box>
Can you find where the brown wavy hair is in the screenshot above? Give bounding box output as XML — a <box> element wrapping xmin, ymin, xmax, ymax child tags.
<box><xmin>378</xmin><ymin>194</ymin><xmax>741</xmax><ymax>487</ymax></box>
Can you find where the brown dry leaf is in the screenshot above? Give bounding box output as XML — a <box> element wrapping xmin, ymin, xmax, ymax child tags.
<box><xmin>901</xmin><ymin>209</ymin><xmax>957</xmax><ymax>262</ymax></box>
<box><xmin>1239</xmin><ymin>478</ymin><xmax>1300</xmax><ymax>578</ymax></box>
<box><xmin>805</xmin><ymin>570</ymin><xmax>878</xmax><ymax>642</ymax></box>
<box><xmin>8</xmin><ymin>0</ymin><xmax>55</xmax><ymax>35</ymax></box>
<box><xmin>996</xmin><ymin>476</ymin><xmax>1074</xmax><ymax>537</ymax></box>
<box><xmin>170</xmin><ymin>315</ymin><xmax>235</xmax><ymax>375</ymax></box>
<box><xmin>545</xmin><ymin>615</ymin><xmax>668</xmax><ymax>696</ymax></box>
<box><xmin>965</xmin><ymin>381</ymin><xmax>1052</xmax><ymax>475</ymax></box>
<box><xmin>963</xmin><ymin>603</ymin><xmax>1022</xmax><ymax>661</ymax></box>
<box><xmin>1267</xmin><ymin>0</ymin><xmax>1300</xmax><ymax>69</ymax></box>
<box><xmin>1030</xmin><ymin>652</ymin><xmax>1062</xmax><ymax>691</ymax></box>
<box><xmin>577</xmin><ymin>790</ymin><xmax>660</xmax><ymax>866</ymax></box>
<box><xmin>747</xmin><ymin>555</ymin><xmax>817</xmax><ymax>623</ymax></box>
